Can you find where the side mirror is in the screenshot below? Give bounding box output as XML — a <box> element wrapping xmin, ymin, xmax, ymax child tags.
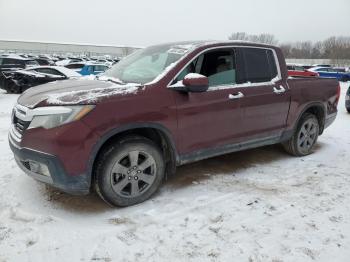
<box><xmin>171</xmin><ymin>73</ymin><xmax>209</xmax><ymax>92</ymax></box>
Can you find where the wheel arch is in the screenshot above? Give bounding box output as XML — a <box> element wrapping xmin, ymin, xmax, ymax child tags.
<box><xmin>87</xmin><ymin>123</ymin><xmax>179</xmax><ymax>189</ymax></box>
<box><xmin>295</xmin><ymin>102</ymin><xmax>326</xmax><ymax>135</ymax></box>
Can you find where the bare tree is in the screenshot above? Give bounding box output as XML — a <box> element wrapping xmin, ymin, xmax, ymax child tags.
<box><xmin>228</xmin><ymin>32</ymin><xmax>278</xmax><ymax>45</ymax></box>
<box><xmin>229</xmin><ymin>32</ymin><xmax>350</xmax><ymax>59</ymax></box>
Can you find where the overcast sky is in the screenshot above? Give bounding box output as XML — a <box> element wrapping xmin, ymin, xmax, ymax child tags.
<box><xmin>0</xmin><ymin>0</ymin><xmax>349</xmax><ymax>47</ymax></box>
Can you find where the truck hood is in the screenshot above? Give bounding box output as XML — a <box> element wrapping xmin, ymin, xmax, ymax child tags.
<box><xmin>17</xmin><ymin>78</ymin><xmax>141</xmax><ymax>108</ymax></box>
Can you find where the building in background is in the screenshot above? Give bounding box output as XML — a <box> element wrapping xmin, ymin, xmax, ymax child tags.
<box><xmin>0</xmin><ymin>39</ymin><xmax>141</xmax><ymax>58</ymax></box>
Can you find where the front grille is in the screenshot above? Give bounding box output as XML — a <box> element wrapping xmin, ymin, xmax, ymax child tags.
<box><xmin>13</xmin><ymin>115</ymin><xmax>30</xmax><ymax>135</ymax></box>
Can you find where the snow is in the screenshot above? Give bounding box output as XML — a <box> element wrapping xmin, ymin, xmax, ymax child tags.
<box><xmin>207</xmin><ymin>77</ymin><xmax>281</xmax><ymax>91</ymax></box>
<box><xmin>0</xmin><ymin>54</ymin><xmax>33</xmax><ymax>61</ymax></box>
<box><xmin>30</xmin><ymin>66</ymin><xmax>81</xmax><ymax>78</ymax></box>
<box><xmin>185</xmin><ymin>73</ymin><xmax>205</xmax><ymax>79</ymax></box>
<box><xmin>46</xmin><ymin>83</ymin><xmax>140</xmax><ymax>105</ymax></box>
<box><xmin>55</xmin><ymin>59</ymin><xmax>73</xmax><ymax>66</ymax></box>
<box><xmin>10</xmin><ymin>70</ymin><xmax>46</xmax><ymax>78</ymax></box>
<box><xmin>1</xmin><ymin>83</ymin><xmax>350</xmax><ymax>261</ymax></box>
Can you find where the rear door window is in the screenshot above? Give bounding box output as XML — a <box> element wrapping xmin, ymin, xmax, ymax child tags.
<box><xmin>317</xmin><ymin>68</ymin><xmax>329</xmax><ymax>72</ymax></box>
<box><xmin>295</xmin><ymin>66</ymin><xmax>304</xmax><ymax>71</ymax></box>
<box><xmin>25</xmin><ymin>60</ymin><xmax>39</xmax><ymax>67</ymax></box>
<box><xmin>94</xmin><ymin>65</ymin><xmax>107</xmax><ymax>72</ymax></box>
<box><xmin>2</xmin><ymin>58</ymin><xmax>23</xmax><ymax>67</ymax></box>
<box><xmin>239</xmin><ymin>48</ymin><xmax>278</xmax><ymax>83</ymax></box>
<box><xmin>65</xmin><ymin>63</ymin><xmax>85</xmax><ymax>69</ymax></box>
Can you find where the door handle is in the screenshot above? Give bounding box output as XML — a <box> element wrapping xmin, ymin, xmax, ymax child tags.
<box><xmin>228</xmin><ymin>92</ymin><xmax>244</xmax><ymax>100</ymax></box>
<box><xmin>273</xmin><ymin>85</ymin><xmax>286</xmax><ymax>94</ymax></box>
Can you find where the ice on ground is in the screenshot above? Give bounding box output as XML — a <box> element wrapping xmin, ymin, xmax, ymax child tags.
<box><xmin>0</xmin><ymin>84</ymin><xmax>350</xmax><ymax>261</ymax></box>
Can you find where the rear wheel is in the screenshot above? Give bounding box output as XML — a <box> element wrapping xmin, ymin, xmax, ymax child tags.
<box><xmin>94</xmin><ymin>136</ymin><xmax>165</xmax><ymax>207</ymax></box>
<box><xmin>347</xmin><ymin>107</ymin><xmax>350</xmax><ymax>113</ymax></box>
<box><xmin>283</xmin><ymin>113</ymin><xmax>319</xmax><ymax>156</ymax></box>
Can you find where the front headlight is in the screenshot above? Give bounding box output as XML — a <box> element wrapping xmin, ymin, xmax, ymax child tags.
<box><xmin>28</xmin><ymin>105</ymin><xmax>95</xmax><ymax>130</ymax></box>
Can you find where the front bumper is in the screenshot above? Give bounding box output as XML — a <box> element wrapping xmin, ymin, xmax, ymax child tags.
<box><xmin>9</xmin><ymin>134</ymin><xmax>90</xmax><ymax>195</ymax></box>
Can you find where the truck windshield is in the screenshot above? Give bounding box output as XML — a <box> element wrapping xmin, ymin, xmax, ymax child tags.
<box><xmin>103</xmin><ymin>43</ymin><xmax>195</xmax><ymax>84</ymax></box>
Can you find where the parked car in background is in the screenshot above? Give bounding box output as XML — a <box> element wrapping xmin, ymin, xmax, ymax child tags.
<box><xmin>312</xmin><ymin>64</ymin><xmax>331</xmax><ymax>68</ymax></box>
<box><xmin>65</xmin><ymin>63</ymin><xmax>109</xmax><ymax>75</ymax></box>
<box><xmin>55</xmin><ymin>58</ymin><xmax>85</xmax><ymax>66</ymax></box>
<box><xmin>346</xmin><ymin>86</ymin><xmax>350</xmax><ymax>113</ymax></box>
<box><xmin>0</xmin><ymin>55</ymin><xmax>39</xmax><ymax>72</ymax></box>
<box><xmin>35</xmin><ymin>58</ymin><xmax>55</xmax><ymax>66</ymax></box>
<box><xmin>0</xmin><ymin>66</ymin><xmax>80</xmax><ymax>93</ymax></box>
<box><xmin>287</xmin><ymin>64</ymin><xmax>319</xmax><ymax>77</ymax></box>
<box><xmin>301</xmin><ymin>65</ymin><xmax>313</xmax><ymax>70</ymax></box>
<box><xmin>96</xmin><ymin>59</ymin><xmax>113</xmax><ymax>67</ymax></box>
<box><xmin>80</xmin><ymin>64</ymin><xmax>109</xmax><ymax>75</ymax></box>
<box><xmin>309</xmin><ymin>67</ymin><xmax>350</xmax><ymax>82</ymax></box>
<box><xmin>9</xmin><ymin>41</ymin><xmax>340</xmax><ymax>207</ymax></box>
<box><xmin>64</xmin><ymin>62</ymin><xmax>86</xmax><ymax>72</ymax></box>
<box><xmin>30</xmin><ymin>66</ymin><xmax>82</xmax><ymax>78</ymax></box>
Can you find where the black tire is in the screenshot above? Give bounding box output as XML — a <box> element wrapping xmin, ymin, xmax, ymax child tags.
<box><xmin>7</xmin><ymin>83</ymin><xmax>21</xmax><ymax>94</ymax></box>
<box><xmin>341</xmin><ymin>76</ymin><xmax>350</xmax><ymax>82</ymax></box>
<box><xmin>94</xmin><ymin>135</ymin><xmax>165</xmax><ymax>207</ymax></box>
<box><xmin>347</xmin><ymin>107</ymin><xmax>350</xmax><ymax>113</ymax></box>
<box><xmin>282</xmin><ymin>113</ymin><xmax>320</xmax><ymax>156</ymax></box>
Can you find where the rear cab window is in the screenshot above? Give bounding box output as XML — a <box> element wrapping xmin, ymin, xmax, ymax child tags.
<box><xmin>94</xmin><ymin>65</ymin><xmax>108</xmax><ymax>72</ymax></box>
<box><xmin>65</xmin><ymin>64</ymin><xmax>85</xmax><ymax>69</ymax></box>
<box><xmin>2</xmin><ymin>58</ymin><xmax>23</xmax><ymax>67</ymax></box>
<box><xmin>25</xmin><ymin>60</ymin><xmax>39</xmax><ymax>67</ymax></box>
<box><xmin>34</xmin><ymin>68</ymin><xmax>65</xmax><ymax>77</ymax></box>
<box><xmin>238</xmin><ymin>47</ymin><xmax>278</xmax><ymax>83</ymax></box>
<box><xmin>295</xmin><ymin>66</ymin><xmax>304</xmax><ymax>71</ymax></box>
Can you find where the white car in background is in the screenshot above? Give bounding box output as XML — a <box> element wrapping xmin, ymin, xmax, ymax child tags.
<box><xmin>29</xmin><ymin>65</ymin><xmax>82</xmax><ymax>78</ymax></box>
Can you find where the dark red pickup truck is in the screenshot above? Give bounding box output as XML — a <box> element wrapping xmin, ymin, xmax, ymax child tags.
<box><xmin>9</xmin><ymin>41</ymin><xmax>340</xmax><ymax>206</ymax></box>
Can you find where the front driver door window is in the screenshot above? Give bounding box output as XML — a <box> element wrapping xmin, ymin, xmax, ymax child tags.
<box><xmin>174</xmin><ymin>49</ymin><xmax>239</xmax><ymax>88</ymax></box>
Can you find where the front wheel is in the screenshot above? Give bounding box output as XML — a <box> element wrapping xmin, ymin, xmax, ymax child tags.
<box><xmin>94</xmin><ymin>136</ymin><xmax>165</xmax><ymax>207</ymax></box>
<box><xmin>283</xmin><ymin>113</ymin><xmax>320</xmax><ymax>156</ymax></box>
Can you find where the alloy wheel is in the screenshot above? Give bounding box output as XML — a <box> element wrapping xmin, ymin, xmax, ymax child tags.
<box><xmin>297</xmin><ymin>119</ymin><xmax>318</xmax><ymax>154</ymax></box>
<box><xmin>110</xmin><ymin>150</ymin><xmax>157</xmax><ymax>198</ymax></box>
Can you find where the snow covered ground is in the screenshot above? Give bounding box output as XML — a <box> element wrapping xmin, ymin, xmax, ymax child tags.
<box><xmin>0</xmin><ymin>83</ymin><xmax>350</xmax><ymax>262</ymax></box>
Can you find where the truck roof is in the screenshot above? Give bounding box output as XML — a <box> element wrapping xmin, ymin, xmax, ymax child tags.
<box><xmin>157</xmin><ymin>40</ymin><xmax>276</xmax><ymax>49</ymax></box>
